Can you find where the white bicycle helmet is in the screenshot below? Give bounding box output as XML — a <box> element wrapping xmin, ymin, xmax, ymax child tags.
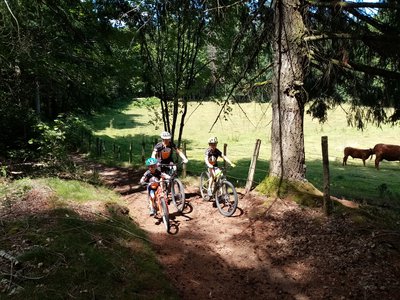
<box><xmin>160</xmin><ymin>131</ymin><xmax>172</xmax><ymax>139</ymax></box>
<box><xmin>208</xmin><ymin>136</ymin><xmax>218</xmax><ymax>144</ymax></box>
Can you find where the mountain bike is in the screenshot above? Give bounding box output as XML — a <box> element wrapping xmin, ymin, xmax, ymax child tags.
<box><xmin>158</xmin><ymin>163</ymin><xmax>186</xmax><ymax>213</ymax></box>
<box><xmin>200</xmin><ymin>167</ymin><xmax>238</xmax><ymax>217</ymax></box>
<box><xmin>147</xmin><ymin>179</ymin><xmax>170</xmax><ymax>232</ymax></box>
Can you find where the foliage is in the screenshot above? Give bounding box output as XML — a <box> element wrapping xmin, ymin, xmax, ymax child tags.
<box><xmin>303</xmin><ymin>1</ymin><xmax>400</xmax><ymax>125</ymax></box>
<box><xmin>123</xmin><ymin>0</ymin><xmax>273</xmax><ymax>144</ymax></box>
<box><xmin>0</xmin><ymin>0</ymin><xmax>136</xmax><ymax>158</ymax></box>
<box><xmin>28</xmin><ymin>114</ymin><xmax>90</xmax><ymax>165</ymax></box>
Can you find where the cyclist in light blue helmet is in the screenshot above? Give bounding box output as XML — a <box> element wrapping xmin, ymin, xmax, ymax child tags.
<box><xmin>140</xmin><ymin>157</ymin><xmax>170</xmax><ymax>216</ymax></box>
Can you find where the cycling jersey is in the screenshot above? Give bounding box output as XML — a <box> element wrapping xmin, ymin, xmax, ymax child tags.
<box><xmin>140</xmin><ymin>169</ymin><xmax>162</xmax><ymax>188</ymax></box>
<box><xmin>204</xmin><ymin>147</ymin><xmax>223</xmax><ymax>167</ymax></box>
<box><xmin>153</xmin><ymin>142</ymin><xmax>178</xmax><ymax>164</ymax></box>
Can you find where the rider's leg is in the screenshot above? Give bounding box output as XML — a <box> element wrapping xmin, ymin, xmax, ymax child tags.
<box><xmin>148</xmin><ymin>187</ymin><xmax>156</xmax><ymax>216</ymax></box>
<box><xmin>208</xmin><ymin>167</ymin><xmax>215</xmax><ymax>196</ymax></box>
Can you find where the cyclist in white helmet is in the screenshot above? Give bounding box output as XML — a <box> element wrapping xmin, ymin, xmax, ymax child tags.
<box><xmin>152</xmin><ymin>131</ymin><xmax>188</xmax><ymax>172</ymax></box>
<box><xmin>204</xmin><ymin>136</ymin><xmax>236</xmax><ymax>196</ymax></box>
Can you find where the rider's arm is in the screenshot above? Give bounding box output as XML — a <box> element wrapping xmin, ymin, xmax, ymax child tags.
<box><xmin>151</xmin><ymin>149</ymin><xmax>157</xmax><ymax>159</ymax></box>
<box><xmin>139</xmin><ymin>174</ymin><xmax>147</xmax><ymax>185</ymax></box>
<box><xmin>176</xmin><ymin>148</ymin><xmax>188</xmax><ymax>163</ymax></box>
<box><xmin>161</xmin><ymin>172</ymin><xmax>171</xmax><ymax>180</ymax></box>
<box><xmin>222</xmin><ymin>154</ymin><xmax>236</xmax><ymax>167</ymax></box>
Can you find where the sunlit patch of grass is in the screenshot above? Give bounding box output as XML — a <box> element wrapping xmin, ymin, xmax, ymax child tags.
<box><xmin>84</xmin><ymin>98</ymin><xmax>400</xmax><ymax>211</ymax></box>
<box><xmin>40</xmin><ymin>177</ymin><xmax>120</xmax><ymax>203</ymax></box>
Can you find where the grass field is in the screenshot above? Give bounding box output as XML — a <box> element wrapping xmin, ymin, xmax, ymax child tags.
<box><xmin>86</xmin><ymin>99</ymin><xmax>400</xmax><ymax>206</ymax></box>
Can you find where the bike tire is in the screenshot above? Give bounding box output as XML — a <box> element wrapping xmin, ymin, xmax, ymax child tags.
<box><xmin>199</xmin><ymin>171</ymin><xmax>211</xmax><ymax>201</ymax></box>
<box><xmin>171</xmin><ymin>178</ymin><xmax>186</xmax><ymax>212</ymax></box>
<box><xmin>159</xmin><ymin>196</ymin><xmax>170</xmax><ymax>232</ymax></box>
<box><xmin>215</xmin><ymin>180</ymin><xmax>238</xmax><ymax>217</ymax></box>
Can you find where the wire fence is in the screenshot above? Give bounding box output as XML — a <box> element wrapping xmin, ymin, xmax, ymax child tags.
<box><xmin>72</xmin><ymin>129</ymin><xmax>384</xmax><ymax>192</ymax></box>
<box><xmin>71</xmin><ymin>130</ymin><xmax>271</xmax><ymax>190</ymax></box>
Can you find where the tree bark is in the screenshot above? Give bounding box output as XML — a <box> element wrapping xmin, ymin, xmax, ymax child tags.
<box><xmin>269</xmin><ymin>0</ymin><xmax>307</xmax><ymax>181</ymax></box>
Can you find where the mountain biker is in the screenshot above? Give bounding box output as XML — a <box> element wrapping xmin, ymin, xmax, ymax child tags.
<box><xmin>140</xmin><ymin>157</ymin><xmax>170</xmax><ymax>216</ymax></box>
<box><xmin>152</xmin><ymin>131</ymin><xmax>189</xmax><ymax>173</ymax></box>
<box><xmin>204</xmin><ymin>136</ymin><xmax>236</xmax><ymax>196</ymax></box>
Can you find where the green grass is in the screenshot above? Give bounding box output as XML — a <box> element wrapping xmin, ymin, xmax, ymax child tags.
<box><xmin>85</xmin><ymin>98</ymin><xmax>400</xmax><ymax>206</ymax></box>
<box><xmin>42</xmin><ymin>177</ymin><xmax>120</xmax><ymax>203</ymax></box>
<box><xmin>0</xmin><ymin>178</ymin><xmax>178</xmax><ymax>299</ymax></box>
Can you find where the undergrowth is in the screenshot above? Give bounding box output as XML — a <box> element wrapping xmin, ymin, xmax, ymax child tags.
<box><xmin>0</xmin><ymin>178</ymin><xmax>178</xmax><ymax>299</ymax></box>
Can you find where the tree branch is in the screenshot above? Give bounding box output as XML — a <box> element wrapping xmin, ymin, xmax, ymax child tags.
<box><xmin>346</xmin><ymin>8</ymin><xmax>397</xmax><ymax>34</ymax></box>
<box><xmin>304</xmin><ymin>32</ymin><xmax>400</xmax><ymax>45</ymax></box>
<box><xmin>306</xmin><ymin>0</ymin><xmax>400</xmax><ymax>10</ymax></box>
<box><xmin>311</xmin><ymin>58</ymin><xmax>400</xmax><ymax>80</ymax></box>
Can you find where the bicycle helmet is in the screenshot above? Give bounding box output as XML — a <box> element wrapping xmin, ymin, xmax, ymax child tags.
<box><xmin>208</xmin><ymin>136</ymin><xmax>218</xmax><ymax>144</ymax></box>
<box><xmin>145</xmin><ymin>157</ymin><xmax>158</xmax><ymax>166</ymax></box>
<box><xmin>160</xmin><ymin>131</ymin><xmax>172</xmax><ymax>139</ymax></box>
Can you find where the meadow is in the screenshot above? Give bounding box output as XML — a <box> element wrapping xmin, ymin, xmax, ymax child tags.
<box><xmin>87</xmin><ymin>99</ymin><xmax>400</xmax><ymax>206</ymax></box>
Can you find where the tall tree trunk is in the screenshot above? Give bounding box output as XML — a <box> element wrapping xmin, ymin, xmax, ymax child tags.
<box><xmin>269</xmin><ymin>0</ymin><xmax>307</xmax><ymax>181</ymax></box>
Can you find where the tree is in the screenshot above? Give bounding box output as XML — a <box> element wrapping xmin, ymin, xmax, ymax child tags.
<box><xmin>268</xmin><ymin>0</ymin><xmax>400</xmax><ymax>183</ymax></box>
<box><xmin>127</xmin><ymin>0</ymin><xmax>273</xmax><ymax>145</ymax></box>
<box><xmin>126</xmin><ymin>0</ymin><xmax>210</xmax><ymax>145</ymax></box>
<box><xmin>0</xmin><ymin>0</ymin><xmax>136</xmax><ymax>157</ymax></box>
<box><xmin>269</xmin><ymin>0</ymin><xmax>307</xmax><ymax>181</ymax></box>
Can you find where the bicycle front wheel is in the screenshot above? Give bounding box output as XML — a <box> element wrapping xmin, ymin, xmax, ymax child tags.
<box><xmin>159</xmin><ymin>196</ymin><xmax>170</xmax><ymax>232</ymax></box>
<box><xmin>171</xmin><ymin>178</ymin><xmax>186</xmax><ymax>212</ymax></box>
<box><xmin>215</xmin><ymin>180</ymin><xmax>238</xmax><ymax>217</ymax></box>
<box><xmin>200</xmin><ymin>171</ymin><xmax>210</xmax><ymax>201</ymax></box>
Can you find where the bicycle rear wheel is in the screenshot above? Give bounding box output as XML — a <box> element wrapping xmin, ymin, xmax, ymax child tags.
<box><xmin>171</xmin><ymin>178</ymin><xmax>186</xmax><ymax>212</ymax></box>
<box><xmin>215</xmin><ymin>180</ymin><xmax>238</xmax><ymax>217</ymax></box>
<box><xmin>159</xmin><ymin>196</ymin><xmax>170</xmax><ymax>232</ymax></box>
<box><xmin>200</xmin><ymin>171</ymin><xmax>210</xmax><ymax>201</ymax></box>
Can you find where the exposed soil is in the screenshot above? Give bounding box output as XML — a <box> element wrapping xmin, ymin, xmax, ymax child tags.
<box><xmin>4</xmin><ymin>157</ymin><xmax>400</xmax><ymax>299</ymax></box>
<box><xmin>87</xmin><ymin>156</ymin><xmax>400</xmax><ymax>300</ymax></box>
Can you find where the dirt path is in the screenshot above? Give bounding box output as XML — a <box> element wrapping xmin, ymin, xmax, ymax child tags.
<box><xmin>124</xmin><ymin>188</ymin><xmax>309</xmax><ymax>299</ymax></box>
<box><xmin>84</xmin><ymin>159</ymin><xmax>400</xmax><ymax>300</ymax></box>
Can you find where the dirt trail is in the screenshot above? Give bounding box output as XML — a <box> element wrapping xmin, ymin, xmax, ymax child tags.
<box><xmin>124</xmin><ymin>187</ymin><xmax>300</xmax><ymax>299</ymax></box>
<box><xmin>86</xmin><ymin>159</ymin><xmax>400</xmax><ymax>300</ymax></box>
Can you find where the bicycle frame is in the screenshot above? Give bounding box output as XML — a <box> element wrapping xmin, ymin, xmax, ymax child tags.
<box><xmin>147</xmin><ymin>179</ymin><xmax>170</xmax><ymax>232</ymax></box>
<box><xmin>157</xmin><ymin>163</ymin><xmax>187</xmax><ymax>213</ymax></box>
<box><xmin>200</xmin><ymin>166</ymin><xmax>238</xmax><ymax>217</ymax></box>
<box><xmin>158</xmin><ymin>163</ymin><xmax>179</xmax><ymax>178</ymax></box>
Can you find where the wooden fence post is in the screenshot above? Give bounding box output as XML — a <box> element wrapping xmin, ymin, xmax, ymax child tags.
<box><xmin>88</xmin><ymin>134</ymin><xmax>92</xmax><ymax>152</ymax></box>
<box><xmin>101</xmin><ymin>140</ymin><xmax>105</xmax><ymax>155</ymax></box>
<box><xmin>223</xmin><ymin>143</ymin><xmax>227</xmax><ymax>171</ymax></box>
<box><xmin>141</xmin><ymin>143</ymin><xmax>145</xmax><ymax>165</ymax></box>
<box><xmin>245</xmin><ymin>139</ymin><xmax>261</xmax><ymax>193</ymax></box>
<box><xmin>129</xmin><ymin>142</ymin><xmax>133</xmax><ymax>164</ymax></box>
<box><xmin>182</xmin><ymin>142</ymin><xmax>187</xmax><ymax>178</ymax></box>
<box><xmin>96</xmin><ymin>137</ymin><xmax>99</xmax><ymax>156</ymax></box>
<box><xmin>321</xmin><ymin>136</ymin><xmax>332</xmax><ymax>215</ymax></box>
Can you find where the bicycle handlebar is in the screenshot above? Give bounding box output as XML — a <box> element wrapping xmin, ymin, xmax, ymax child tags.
<box><xmin>157</xmin><ymin>162</ymin><xmax>184</xmax><ymax>167</ymax></box>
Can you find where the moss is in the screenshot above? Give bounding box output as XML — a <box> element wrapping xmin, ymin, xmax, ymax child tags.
<box><xmin>256</xmin><ymin>176</ymin><xmax>324</xmax><ymax>207</ymax></box>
